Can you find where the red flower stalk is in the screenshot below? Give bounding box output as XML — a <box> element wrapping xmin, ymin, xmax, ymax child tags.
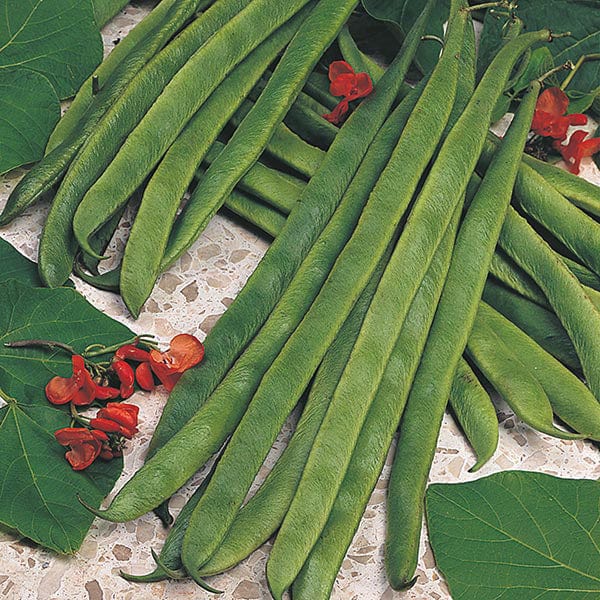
<box><xmin>46</xmin><ymin>355</ymin><xmax>96</xmax><ymax>406</ymax></box>
<box><xmin>553</xmin><ymin>129</ymin><xmax>600</xmax><ymax>175</ymax></box>
<box><xmin>530</xmin><ymin>87</ymin><xmax>587</xmax><ymax>141</ymax></box>
<box><xmin>323</xmin><ymin>61</ymin><xmax>373</xmax><ymax>125</ymax></box>
<box><xmin>91</xmin><ymin>402</ymin><xmax>139</xmax><ymax>438</ymax></box>
<box><xmin>54</xmin><ymin>427</ymin><xmax>108</xmax><ymax>470</ymax></box>
<box><xmin>148</xmin><ymin>334</ymin><xmax>204</xmax><ymax>391</ymax></box>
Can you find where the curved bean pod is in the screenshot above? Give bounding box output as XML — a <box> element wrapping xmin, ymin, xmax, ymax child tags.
<box><xmin>449</xmin><ymin>357</ymin><xmax>498</xmax><ymax>472</ymax></box>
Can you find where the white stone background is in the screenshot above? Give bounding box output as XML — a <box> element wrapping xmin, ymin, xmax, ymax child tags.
<box><xmin>1</xmin><ymin>2</ymin><xmax>599</xmax><ymax>599</ymax></box>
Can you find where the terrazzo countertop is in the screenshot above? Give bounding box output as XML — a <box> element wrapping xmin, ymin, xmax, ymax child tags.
<box><xmin>1</xmin><ymin>3</ymin><xmax>599</xmax><ymax>599</ymax></box>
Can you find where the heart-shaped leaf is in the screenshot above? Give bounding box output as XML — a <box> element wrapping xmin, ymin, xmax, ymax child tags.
<box><xmin>0</xmin><ymin>280</ymin><xmax>133</xmax><ymax>553</ymax></box>
<box><xmin>0</xmin><ymin>68</ymin><xmax>60</xmax><ymax>175</ymax></box>
<box><xmin>426</xmin><ymin>471</ymin><xmax>600</xmax><ymax>599</ymax></box>
<box><xmin>0</xmin><ymin>237</ymin><xmax>44</xmax><ymax>286</ymax></box>
<box><xmin>0</xmin><ymin>0</ymin><xmax>103</xmax><ymax>99</ymax></box>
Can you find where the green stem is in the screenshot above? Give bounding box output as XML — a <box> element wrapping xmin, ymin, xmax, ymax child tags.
<box><xmin>466</xmin><ymin>1</ymin><xmax>513</xmax><ymax>13</ymax></box>
<box><xmin>560</xmin><ymin>53</ymin><xmax>600</xmax><ymax>90</ymax></box>
<box><xmin>83</xmin><ymin>335</ymin><xmax>157</xmax><ymax>357</ymax></box>
<box><xmin>4</xmin><ymin>339</ymin><xmax>76</xmax><ymax>354</ymax></box>
<box><xmin>538</xmin><ymin>61</ymin><xmax>573</xmax><ymax>85</ymax></box>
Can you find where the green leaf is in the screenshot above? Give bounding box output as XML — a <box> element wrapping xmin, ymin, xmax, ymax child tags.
<box><xmin>0</xmin><ymin>237</ymin><xmax>45</xmax><ymax>287</ymax></box>
<box><xmin>0</xmin><ymin>0</ymin><xmax>103</xmax><ymax>99</ymax></box>
<box><xmin>361</xmin><ymin>0</ymin><xmax>450</xmax><ymax>75</ymax></box>
<box><xmin>0</xmin><ymin>280</ymin><xmax>134</xmax><ymax>553</ymax></box>
<box><xmin>0</xmin><ymin>68</ymin><xmax>60</xmax><ymax>175</ymax></box>
<box><xmin>93</xmin><ymin>0</ymin><xmax>131</xmax><ymax>28</ymax></box>
<box><xmin>478</xmin><ymin>1</ymin><xmax>600</xmax><ymax>94</ymax></box>
<box><xmin>426</xmin><ymin>471</ymin><xmax>600</xmax><ymax>599</ymax></box>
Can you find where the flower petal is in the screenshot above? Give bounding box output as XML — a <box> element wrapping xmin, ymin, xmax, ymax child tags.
<box><xmin>536</xmin><ymin>87</ymin><xmax>569</xmax><ymax>116</ymax></box>
<box><xmin>45</xmin><ymin>375</ymin><xmax>79</xmax><ymax>404</ymax></box>
<box><xmin>330</xmin><ymin>72</ymin><xmax>356</xmax><ymax>97</ymax></box>
<box><xmin>328</xmin><ymin>60</ymin><xmax>354</xmax><ymax>81</ymax></box>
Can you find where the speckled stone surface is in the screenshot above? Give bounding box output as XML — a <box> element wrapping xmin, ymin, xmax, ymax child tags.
<box><xmin>1</xmin><ymin>4</ymin><xmax>599</xmax><ymax>599</ymax></box>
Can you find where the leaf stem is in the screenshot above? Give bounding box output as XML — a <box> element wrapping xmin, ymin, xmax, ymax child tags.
<box><xmin>0</xmin><ymin>386</ymin><xmax>16</xmax><ymax>404</ymax></box>
<box><xmin>537</xmin><ymin>61</ymin><xmax>574</xmax><ymax>86</ymax></box>
<box><xmin>465</xmin><ymin>1</ymin><xmax>515</xmax><ymax>13</ymax></box>
<box><xmin>560</xmin><ymin>53</ymin><xmax>600</xmax><ymax>91</ymax></box>
<box><xmin>4</xmin><ymin>339</ymin><xmax>75</xmax><ymax>354</ymax></box>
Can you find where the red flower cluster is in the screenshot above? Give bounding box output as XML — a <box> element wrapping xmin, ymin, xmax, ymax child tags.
<box><xmin>531</xmin><ymin>87</ymin><xmax>600</xmax><ymax>175</ymax></box>
<box><xmin>114</xmin><ymin>333</ymin><xmax>205</xmax><ymax>391</ymax></box>
<box><xmin>55</xmin><ymin>403</ymin><xmax>139</xmax><ymax>470</ymax></box>
<box><xmin>323</xmin><ymin>61</ymin><xmax>373</xmax><ymax>125</ymax></box>
<box><xmin>46</xmin><ymin>355</ymin><xmax>119</xmax><ymax>406</ymax></box>
<box><xmin>47</xmin><ymin>334</ymin><xmax>204</xmax><ymax>470</ymax></box>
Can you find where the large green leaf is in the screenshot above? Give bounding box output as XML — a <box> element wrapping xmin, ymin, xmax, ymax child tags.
<box><xmin>426</xmin><ymin>471</ymin><xmax>600</xmax><ymax>599</ymax></box>
<box><xmin>478</xmin><ymin>1</ymin><xmax>600</xmax><ymax>93</ymax></box>
<box><xmin>361</xmin><ymin>0</ymin><xmax>451</xmax><ymax>74</ymax></box>
<box><xmin>0</xmin><ymin>68</ymin><xmax>60</xmax><ymax>175</ymax></box>
<box><xmin>0</xmin><ymin>0</ymin><xmax>103</xmax><ymax>99</ymax></box>
<box><xmin>0</xmin><ymin>280</ymin><xmax>133</xmax><ymax>553</ymax></box>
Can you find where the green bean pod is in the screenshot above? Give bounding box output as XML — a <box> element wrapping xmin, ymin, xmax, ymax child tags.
<box><xmin>265</xmin><ymin>6</ymin><xmax>471</xmax><ymax>596</ymax></box>
<box><xmin>385</xmin><ymin>79</ymin><xmax>544</xmax><ymax>589</ymax></box>
<box><xmin>73</xmin><ymin>0</ymin><xmax>316</xmax><ymax>258</ymax></box>
<box><xmin>500</xmin><ymin>206</ymin><xmax>600</xmax><ymax>401</ymax></box>
<box><xmin>291</xmin><ymin>207</ymin><xmax>460</xmax><ymax>600</ymax></box>
<box><xmin>0</xmin><ymin>0</ymin><xmax>202</xmax><ymax>227</ymax></box>
<box><xmin>145</xmin><ymin>0</ymin><xmax>432</xmax><ymax>461</ymax></box>
<box><xmin>37</xmin><ymin>0</ymin><xmax>256</xmax><ymax>287</ymax></box>
<box><xmin>197</xmin><ymin>236</ymin><xmax>390</xmax><ymax>578</ymax></box>
<box><xmin>158</xmin><ymin>0</ymin><xmax>362</xmax><ymax>270</ymax></box>
<box><xmin>223</xmin><ymin>190</ymin><xmax>286</xmax><ymax>238</ymax></box>
<box><xmin>486</xmin><ymin>133</ymin><xmax>600</xmax><ymax>218</ymax></box>
<box><xmin>479</xmin><ymin>145</ymin><xmax>600</xmax><ymax>279</ymax></box>
<box><xmin>466</xmin><ymin>315</ymin><xmax>584</xmax><ymax>440</ymax></box>
<box><xmin>303</xmin><ymin>71</ymin><xmax>338</xmax><ymax>109</ymax></box>
<box><xmin>229</xmin><ymin>99</ymin><xmax>325</xmax><ymax>178</ymax></box>
<box><xmin>476</xmin><ymin>302</ymin><xmax>600</xmax><ymax>440</ymax></box>
<box><xmin>561</xmin><ymin>255</ymin><xmax>600</xmax><ymax>291</ymax></box>
<box><xmin>482</xmin><ymin>277</ymin><xmax>580</xmax><ymax>372</ymax></box>
<box><xmin>118</xmin><ymin>8</ymin><xmax>310</xmax><ymax>317</ymax></box>
<box><xmin>489</xmin><ymin>247</ymin><xmax>549</xmax><ymax>307</ymax></box>
<box><xmin>202</xmin><ymin>141</ymin><xmax>303</xmax><ymax>215</ymax></box>
<box><xmin>46</xmin><ymin>0</ymin><xmax>187</xmax><ymax>152</ymax></box>
<box><xmin>448</xmin><ymin>358</ymin><xmax>498</xmax><ymax>472</ymax></box>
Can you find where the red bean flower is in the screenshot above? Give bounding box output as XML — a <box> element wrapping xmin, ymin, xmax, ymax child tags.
<box><xmin>45</xmin><ymin>355</ymin><xmax>96</xmax><ymax>406</ymax></box>
<box><xmin>553</xmin><ymin>129</ymin><xmax>600</xmax><ymax>175</ymax></box>
<box><xmin>148</xmin><ymin>334</ymin><xmax>205</xmax><ymax>391</ymax></box>
<box><xmin>54</xmin><ymin>427</ymin><xmax>108</xmax><ymax>470</ymax></box>
<box><xmin>90</xmin><ymin>402</ymin><xmax>139</xmax><ymax>438</ymax></box>
<box><xmin>530</xmin><ymin>87</ymin><xmax>587</xmax><ymax>141</ymax></box>
<box><xmin>323</xmin><ymin>61</ymin><xmax>373</xmax><ymax>125</ymax></box>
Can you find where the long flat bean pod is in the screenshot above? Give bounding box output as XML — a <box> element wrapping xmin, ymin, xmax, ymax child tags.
<box><xmin>228</xmin><ymin>99</ymin><xmax>325</xmax><ymax>178</ymax></box>
<box><xmin>119</xmin><ymin>9</ymin><xmax>310</xmax><ymax>316</ymax></box>
<box><xmin>158</xmin><ymin>0</ymin><xmax>363</xmax><ymax>270</ymax></box>
<box><xmin>500</xmin><ymin>206</ymin><xmax>600</xmax><ymax>401</ymax></box>
<box><xmin>145</xmin><ymin>1</ymin><xmax>433</xmax><ymax>459</ymax></box>
<box><xmin>466</xmin><ymin>314</ymin><xmax>581</xmax><ymax>439</ymax></box>
<box><xmin>291</xmin><ymin>207</ymin><xmax>460</xmax><ymax>600</ymax></box>
<box><xmin>476</xmin><ymin>302</ymin><xmax>600</xmax><ymax>440</ymax></box>
<box><xmin>486</xmin><ymin>133</ymin><xmax>600</xmax><ymax>217</ymax></box>
<box><xmin>46</xmin><ymin>0</ymin><xmax>182</xmax><ymax>151</ymax></box>
<box><xmin>174</xmin><ymin>3</ymin><xmax>459</xmax><ymax>584</ymax></box>
<box><xmin>0</xmin><ymin>0</ymin><xmax>201</xmax><ymax>227</ymax></box>
<box><xmin>37</xmin><ymin>0</ymin><xmax>255</xmax><ymax>287</ymax></box>
<box><xmin>72</xmin><ymin>0</ymin><xmax>316</xmax><ymax>257</ymax></box>
<box><xmin>223</xmin><ymin>190</ymin><xmax>286</xmax><ymax>238</ymax></box>
<box><xmin>197</xmin><ymin>236</ymin><xmax>390</xmax><ymax>578</ymax></box>
<box><xmin>479</xmin><ymin>145</ymin><xmax>600</xmax><ymax>279</ymax></box>
<box><xmin>482</xmin><ymin>278</ymin><xmax>580</xmax><ymax>372</ymax></box>
<box><xmin>385</xmin><ymin>80</ymin><xmax>543</xmax><ymax>589</ymax></box>
<box><xmin>448</xmin><ymin>357</ymin><xmax>498</xmax><ymax>472</ymax></box>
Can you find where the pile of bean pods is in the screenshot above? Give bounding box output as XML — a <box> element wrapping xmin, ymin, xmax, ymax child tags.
<box><xmin>5</xmin><ymin>0</ymin><xmax>600</xmax><ymax>597</ymax></box>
